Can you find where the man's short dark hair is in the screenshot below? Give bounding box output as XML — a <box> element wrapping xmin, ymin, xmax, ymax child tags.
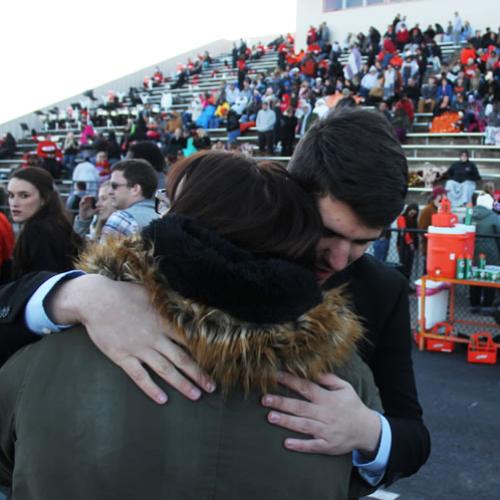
<box><xmin>128</xmin><ymin>141</ymin><xmax>166</xmax><ymax>173</ymax></box>
<box><xmin>112</xmin><ymin>159</ymin><xmax>158</xmax><ymax>199</ymax></box>
<box><xmin>288</xmin><ymin>107</ymin><xmax>408</xmax><ymax>228</ymax></box>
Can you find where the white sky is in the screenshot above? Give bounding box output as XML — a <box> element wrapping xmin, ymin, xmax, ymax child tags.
<box><xmin>1</xmin><ymin>0</ymin><xmax>297</xmax><ymax>125</ymax></box>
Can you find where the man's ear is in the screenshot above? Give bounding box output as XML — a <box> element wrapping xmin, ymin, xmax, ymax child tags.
<box><xmin>130</xmin><ymin>184</ymin><xmax>142</xmax><ymax>197</ymax></box>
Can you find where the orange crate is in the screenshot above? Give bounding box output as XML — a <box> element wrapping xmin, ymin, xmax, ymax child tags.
<box><xmin>467</xmin><ymin>333</ymin><xmax>497</xmax><ymax>364</ymax></box>
<box><xmin>426</xmin><ymin>322</ymin><xmax>455</xmax><ymax>353</ymax></box>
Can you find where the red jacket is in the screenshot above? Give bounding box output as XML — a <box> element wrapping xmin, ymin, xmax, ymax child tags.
<box><xmin>395</xmin><ymin>98</ymin><xmax>415</xmax><ymax>123</ymax></box>
<box><xmin>36</xmin><ymin>140</ymin><xmax>63</xmax><ymax>162</ymax></box>
<box><xmin>0</xmin><ymin>212</ymin><xmax>14</xmax><ymax>267</ymax></box>
<box><xmin>397</xmin><ymin>215</ymin><xmax>415</xmax><ymax>246</ymax></box>
<box><xmin>460</xmin><ymin>47</ymin><xmax>476</xmax><ymax>66</ymax></box>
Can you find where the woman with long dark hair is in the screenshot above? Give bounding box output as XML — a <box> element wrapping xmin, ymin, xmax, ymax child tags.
<box><xmin>7</xmin><ymin>167</ymin><xmax>83</xmax><ymax>279</ymax></box>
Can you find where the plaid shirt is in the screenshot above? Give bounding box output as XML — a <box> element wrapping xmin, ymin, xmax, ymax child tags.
<box><xmin>100</xmin><ymin>210</ymin><xmax>139</xmax><ymax>239</ymax></box>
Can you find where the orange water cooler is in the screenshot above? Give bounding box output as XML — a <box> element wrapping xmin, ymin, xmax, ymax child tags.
<box><xmin>425</xmin><ymin>197</ymin><xmax>476</xmax><ymax>279</ymax></box>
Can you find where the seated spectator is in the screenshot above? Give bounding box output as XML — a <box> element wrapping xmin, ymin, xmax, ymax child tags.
<box><xmin>66</xmin><ymin>181</ymin><xmax>89</xmax><ymax>212</ymax></box>
<box><xmin>40</xmin><ymin>150</ymin><xmax>63</xmax><ymax>180</ymax></box>
<box><xmin>106</xmin><ymin>131</ymin><xmax>122</xmax><ymax>161</ymax></box>
<box><xmin>73</xmin><ymin>181</ymin><xmax>115</xmax><ymax>240</ymax></box>
<box><xmin>445</xmin><ymin>150</ymin><xmax>481</xmax><ymax>206</ymax></box>
<box><xmin>226</xmin><ymin>109</ymin><xmax>241</xmax><ymax>146</ymax></box>
<box><xmin>461</xmin><ymin>21</ymin><xmax>474</xmax><ymax>42</ymax></box>
<box><xmin>462</xmin><ymin>94</ymin><xmax>487</xmax><ymax>132</ymax></box>
<box><xmin>63</xmin><ymin>132</ymin><xmax>79</xmax><ymax>174</ymax></box>
<box><xmin>295</xmin><ymin>101</ymin><xmax>313</xmax><ymax>137</ymax></box>
<box><xmin>401</xmin><ymin>54</ymin><xmax>419</xmax><ymax>86</ymax></box>
<box><xmin>426</xmin><ymin>40</ymin><xmax>442</xmax><ymax>72</ymax></box>
<box><xmin>424</xmin><ymin>24</ymin><xmax>436</xmax><ymax>42</ymax></box>
<box><xmin>166</xmin><ymin>128</ymin><xmax>187</xmax><ymax>159</ymax></box>
<box><xmin>79</xmin><ymin>121</ymin><xmax>95</xmax><ymax>147</ymax></box>
<box><xmin>36</xmin><ymin>138</ymin><xmax>62</xmax><ymax>163</ymax></box>
<box><xmin>72</xmin><ymin>159</ymin><xmax>100</xmax><ymax>197</ymax></box>
<box><xmin>359</xmin><ymin>66</ymin><xmax>379</xmax><ymax>99</ymax></box>
<box><xmin>225</xmin><ymin>82</ymin><xmax>240</xmax><ymax>105</ymax></box>
<box><xmin>434</xmin><ymin>77</ymin><xmax>453</xmax><ymax>115</ymax></box>
<box><xmin>128</xmin><ymin>140</ymin><xmax>167</xmax><ymax>191</ymax></box>
<box><xmin>100</xmin><ymin>159</ymin><xmax>159</xmax><ymax>240</ymax></box>
<box><xmin>378</xmin><ymin>100</ymin><xmax>392</xmax><ymax>121</ymax></box>
<box><xmin>470</xmin><ymin>30</ymin><xmax>483</xmax><ymax>50</ymax></box>
<box><xmin>485</xmin><ymin>101</ymin><xmax>500</xmax><ymax>145</ymax></box>
<box><xmin>95</xmin><ymin>151</ymin><xmax>111</xmax><ymax>182</ymax></box>
<box><xmin>470</xmin><ymin>194</ymin><xmax>500</xmax><ymax>312</ymax></box>
<box><xmin>394</xmin><ymin>92</ymin><xmax>415</xmax><ymax>125</ymax></box>
<box><xmin>383</xmin><ymin>64</ymin><xmax>401</xmax><ymax>102</ymax></box>
<box><xmin>0</xmin><ymin>133</ymin><xmax>17</xmax><ymax>159</ymax></box>
<box><xmin>193</xmin><ymin>128</ymin><xmax>211</xmax><ymax>151</ymax></box>
<box><xmin>404</xmin><ymin>77</ymin><xmax>420</xmax><ymax>105</ymax></box>
<box><xmin>391</xmin><ymin>106</ymin><xmax>411</xmax><ymax>143</ymax></box>
<box><xmin>451</xmin><ymin>92</ymin><xmax>467</xmax><ymax>114</ymax></box>
<box><xmin>460</xmin><ymin>43</ymin><xmax>477</xmax><ymax>66</ymax></box>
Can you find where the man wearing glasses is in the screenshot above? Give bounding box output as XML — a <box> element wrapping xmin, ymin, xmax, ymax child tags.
<box><xmin>100</xmin><ymin>159</ymin><xmax>159</xmax><ymax>240</ymax></box>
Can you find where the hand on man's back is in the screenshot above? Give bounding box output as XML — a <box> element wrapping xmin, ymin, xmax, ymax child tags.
<box><xmin>262</xmin><ymin>372</ymin><xmax>381</xmax><ymax>457</ymax></box>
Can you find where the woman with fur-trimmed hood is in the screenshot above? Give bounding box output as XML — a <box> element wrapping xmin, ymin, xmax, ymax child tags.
<box><xmin>0</xmin><ymin>151</ymin><xmax>381</xmax><ymax>500</ymax></box>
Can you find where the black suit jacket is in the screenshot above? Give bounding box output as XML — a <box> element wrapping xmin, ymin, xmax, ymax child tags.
<box><xmin>0</xmin><ymin>272</ymin><xmax>55</xmax><ymax>367</ymax></box>
<box><xmin>326</xmin><ymin>254</ymin><xmax>431</xmax><ymax>485</ymax></box>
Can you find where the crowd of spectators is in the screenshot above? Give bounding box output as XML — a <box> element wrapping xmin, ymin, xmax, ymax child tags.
<box><xmin>1</xmin><ymin>12</ymin><xmax>499</xmax><ymax>200</ymax></box>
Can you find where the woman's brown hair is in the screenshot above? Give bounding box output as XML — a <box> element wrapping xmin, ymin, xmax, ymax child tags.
<box><xmin>167</xmin><ymin>150</ymin><xmax>321</xmax><ymax>266</ymax></box>
<box><xmin>9</xmin><ymin>167</ymin><xmax>83</xmax><ymax>278</ymax></box>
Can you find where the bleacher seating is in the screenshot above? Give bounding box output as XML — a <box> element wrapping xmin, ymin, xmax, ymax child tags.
<box><xmin>0</xmin><ymin>32</ymin><xmax>498</xmax><ymax>210</ymax></box>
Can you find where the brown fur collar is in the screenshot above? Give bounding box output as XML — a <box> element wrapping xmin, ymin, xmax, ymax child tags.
<box><xmin>77</xmin><ymin>236</ymin><xmax>363</xmax><ymax>394</ymax></box>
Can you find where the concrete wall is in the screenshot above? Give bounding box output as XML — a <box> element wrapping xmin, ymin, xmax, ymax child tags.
<box><xmin>0</xmin><ymin>39</ymin><xmax>234</xmax><ymax>138</ymax></box>
<box><xmin>296</xmin><ymin>0</ymin><xmax>497</xmax><ymax>50</ymax></box>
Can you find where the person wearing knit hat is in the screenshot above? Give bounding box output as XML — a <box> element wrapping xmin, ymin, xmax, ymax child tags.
<box><xmin>470</xmin><ymin>192</ymin><xmax>500</xmax><ymax>312</ymax></box>
<box><xmin>418</xmin><ymin>185</ymin><xmax>447</xmax><ymax>264</ymax></box>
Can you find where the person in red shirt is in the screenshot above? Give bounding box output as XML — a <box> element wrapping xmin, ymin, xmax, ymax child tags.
<box><xmin>306</xmin><ymin>25</ymin><xmax>317</xmax><ymax>45</ymax></box>
<box><xmin>0</xmin><ymin>206</ymin><xmax>14</xmax><ymax>283</ymax></box>
<box><xmin>396</xmin><ymin>203</ymin><xmax>420</xmax><ymax>282</ymax></box>
<box><xmin>395</xmin><ymin>25</ymin><xmax>410</xmax><ymax>51</ymax></box>
<box><xmin>395</xmin><ymin>93</ymin><xmax>415</xmax><ymax>124</ymax></box>
<box><xmin>460</xmin><ymin>43</ymin><xmax>477</xmax><ymax>66</ymax></box>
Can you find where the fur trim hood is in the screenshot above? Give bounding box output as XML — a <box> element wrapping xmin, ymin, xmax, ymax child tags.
<box><xmin>77</xmin><ymin>215</ymin><xmax>363</xmax><ymax>393</ymax></box>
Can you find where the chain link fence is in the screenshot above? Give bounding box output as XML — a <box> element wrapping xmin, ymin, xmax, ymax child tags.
<box><xmin>369</xmin><ymin>228</ymin><xmax>500</xmax><ymax>336</ymax></box>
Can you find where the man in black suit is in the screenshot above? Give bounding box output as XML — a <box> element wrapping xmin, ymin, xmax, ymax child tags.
<box><xmin>259</xmin><ymin>108</ymin><xmax>429</xmax><ymax>486</ymax></box>
<box><xmin>0</xmin><ymin>108</ymin><xmax>429</xmax><ymax>487</ymax></box>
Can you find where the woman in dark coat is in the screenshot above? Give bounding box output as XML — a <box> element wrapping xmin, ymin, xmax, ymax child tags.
<box><xmin>7</xmin><ymin>167</ymin><xmax>83</xmax><ymax>280</ymax></box>
<box><xmin>0</xmin><ymin>152</ymin><xmax>381</xmax><ymax>500</ymax></box>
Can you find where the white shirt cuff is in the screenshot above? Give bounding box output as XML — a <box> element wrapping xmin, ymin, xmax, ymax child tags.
<box><xmin>352</xmin><ymin>413</ymin><xmax>392</xmax><ymax>486</ymax></box>
<box><xmin>24</xmin><ymin>271</ymin><xmax>86</xmax><ymax>335</ymax></box>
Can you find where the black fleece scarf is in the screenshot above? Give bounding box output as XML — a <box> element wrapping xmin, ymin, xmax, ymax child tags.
<box><xmin>142</xmin><ymin>215</ymin><xmax>322</xmax><ymax>324</ymax></box>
